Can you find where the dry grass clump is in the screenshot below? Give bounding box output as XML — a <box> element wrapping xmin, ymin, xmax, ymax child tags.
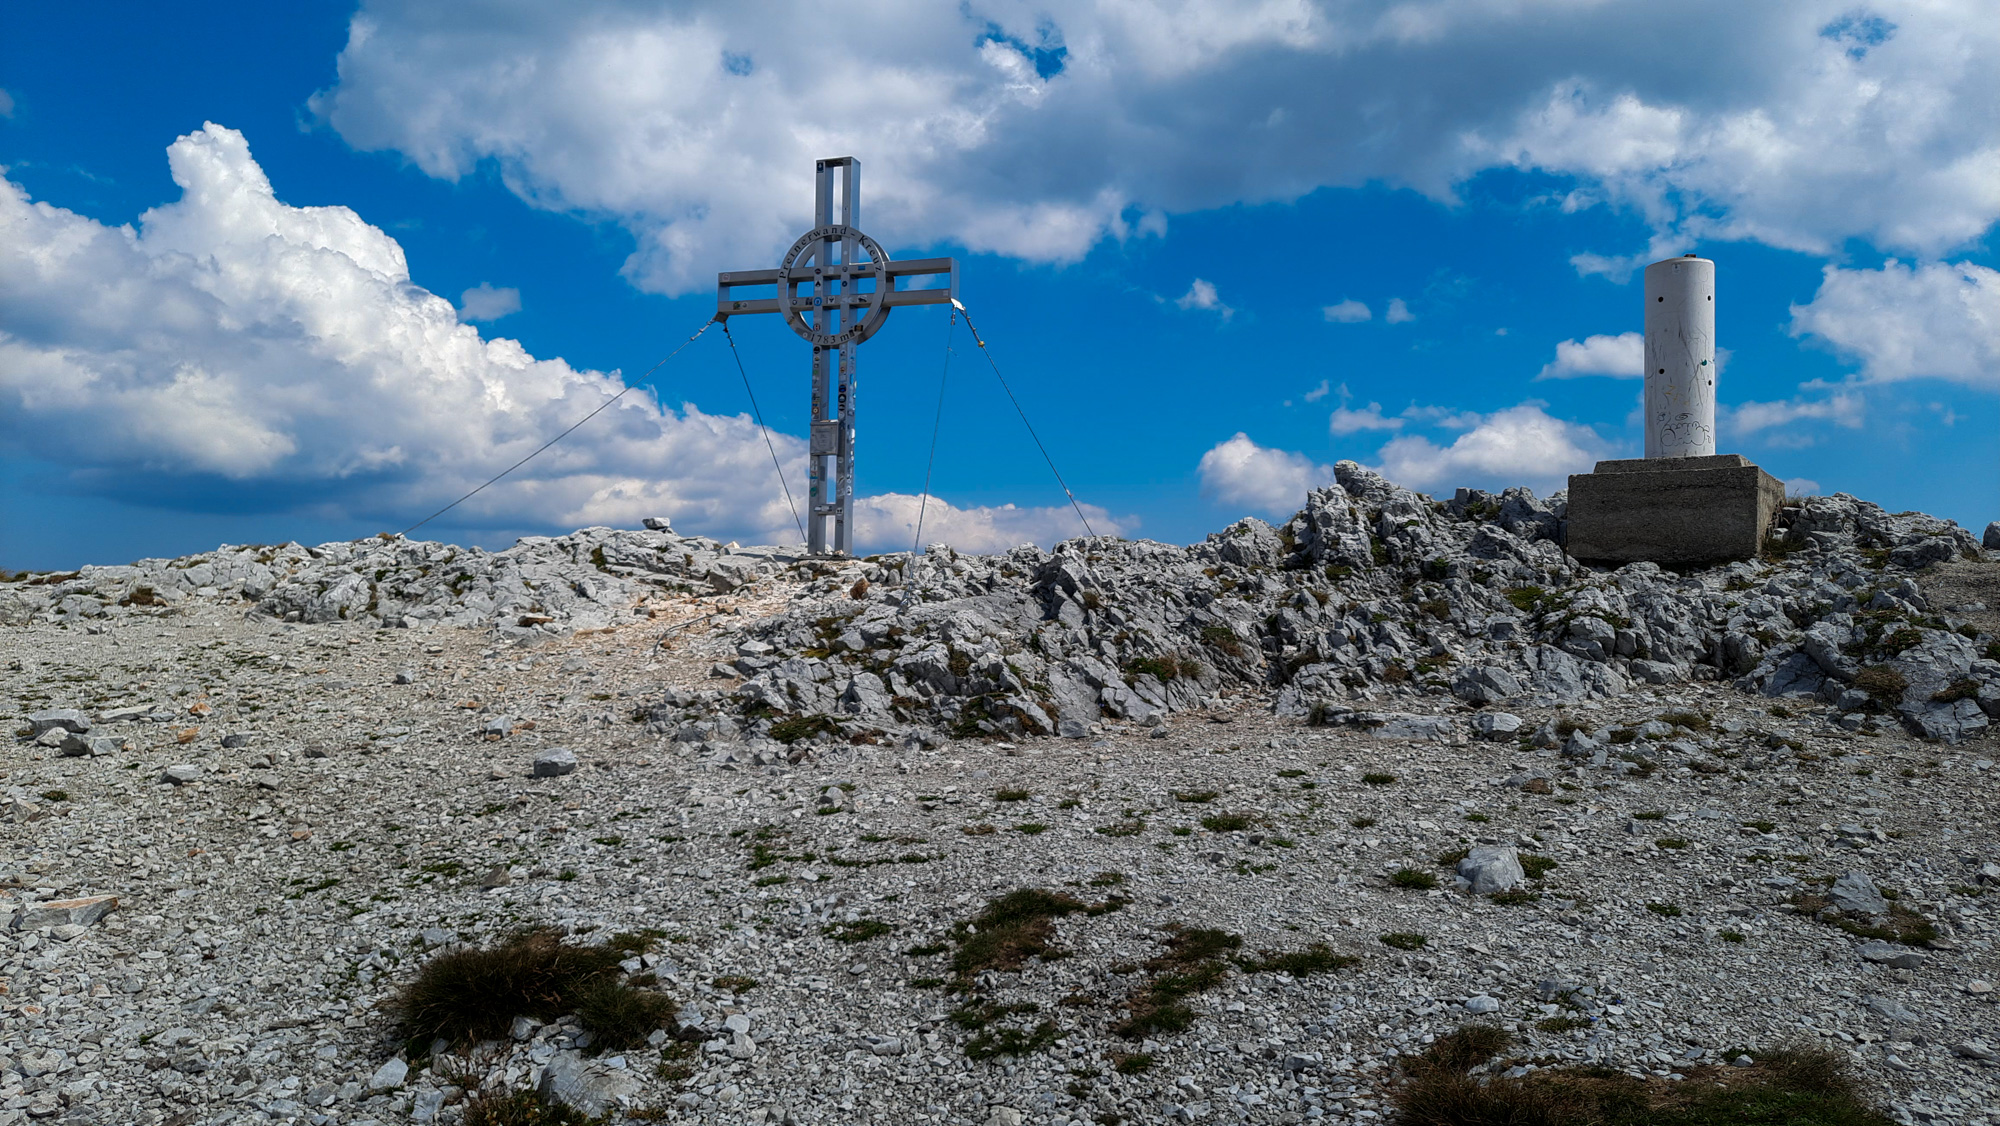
<box><xmin>1114</xmin><ymin>925</ymin><xmax>1240</xmax><ymax>1039</ymax></box>
<box><xmin>1392</xmin><ymin>1025</ymin><xmax>1895</xmax><ymax>1126</ymax></box>
<box><xmin>394</xmin><ymin>928</ymin><xmax>671</xmax><ymax>1052</ymax></box>
<box><xmin>950</xmin><ymin>888</ymin><xmax>1127</xmax><ymax>984</ymax></box>
<box><xmin>462</xmin><ymin>1088</ymin><xmax>602</xmax><ymax>1126</ymax></box>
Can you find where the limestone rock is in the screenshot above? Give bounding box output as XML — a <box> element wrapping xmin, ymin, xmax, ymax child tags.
<box><xmin>1457</xmin><ymin>846</ymin><xmax>1524</xmax><ymax>894</ymax></box>
<box><xmin>1829</xmin><ymin>871</ymin><xmax>1888</xmax><ymax>916</ymax></box>
<box><xmin>367</xmin><ymin>1057</ymin><xmax>407</xmax><ymax>1091</ymax></box>
<box><xmin>27</xmin><ymin>709</ymin><xmax>91</xmax><ymax>736</ymax></box>
<box><xmin>539</xmin><ymin>1049</ymin><xmax>641</xmax><ymax>1115</ymax></box>
<box><xmin>533</xmin><ymin>748</ymin><xmax>579</xmax><ymax>778</ymax></box>
<box><xmin>13</xmin><ymin>895</ymin><xmax>117</xmax><ymax>930</ymax></box>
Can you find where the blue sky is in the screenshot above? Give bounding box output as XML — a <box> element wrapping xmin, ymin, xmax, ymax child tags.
<box><xmin>2</xmin><ymin>1</ymin><xmax>1995</xmax><ymax>570</ymax></box>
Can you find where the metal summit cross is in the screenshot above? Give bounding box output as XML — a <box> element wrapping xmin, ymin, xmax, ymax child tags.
<box><xmin>715</xmin><ymin>157</ymin><xmax>959</xmax><ymax>556</ymax></box>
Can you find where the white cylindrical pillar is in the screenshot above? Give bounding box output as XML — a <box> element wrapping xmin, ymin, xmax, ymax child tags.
<box><xmin>1642</xmin><ymin>255</ymin><xmax>1716</xmax><ymax>459</ymax></box>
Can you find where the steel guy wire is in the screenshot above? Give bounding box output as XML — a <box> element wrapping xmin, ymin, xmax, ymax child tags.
<box><xmin>901</xmin><ymin>309</ymin><xmax>959</xmax><ymax>607</ymax></box>
<box><xmin>951</xmin><ymin>299</ymin><xmax>1098</xmax><ymax>539</ymax></box>
<box><xmin>721</xmin><ymin>320</ymin><xmax>808</xmax><ymax>545</ymax></box>
<box><xmin>398</xmin><ymin>317</ymin><xmax>717</xmax><ymax>538</ymax></box>
<box><xmin>911</xmin><ymin>309</ymin><xmax>958</xmax><ymax>560</ymax></box>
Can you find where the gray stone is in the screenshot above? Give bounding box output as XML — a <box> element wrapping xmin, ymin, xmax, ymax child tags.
<box><xmin>1462</xmin><ymin>995</ymin><xmax>1501</xmax><ymax>1014</ymax></box>
<box><xmin>481</xmin><ymin>714</ymin><xmax>514</xmax><ymax>737</ymax></box>
<box><xmin>57</xmin><ymin>733</ymin><xmax>120</xmax><ymax>758</ymax></box>
<box><xmin>533</xmin><ymin>748</ymin><xmax>579</xmax><ymax>778</ymax></box>
<box><xmin>1368</xmin><ymin>713</ymin><xmax>1458</xmax><ymax>741</ymax></box>
<box><xmin>1863</xmin><ymin>996</ymin><xmax>1919</xmax><ymax>1023</ymax></box>
<box><xmin>1857</xmin><ymin>941</ymin><xmax>1928</xmax><ymax>969</ymax></box>
<box><xmin>1954</xmin><ymin>1039</ymin><xmax>1999</xmax><ymax>1062</ymax></box>
<box><xmin>367</xmin><ymin>1057</ymin><xmax>408</xmax><ymax>1091</ymax></box>
<box><xmin>1473</xmin><ymin>712</ymin><xmax>1523</xmax><ymax>739</ymax></box>
<box><xmin>1829</xmin><ymin>870</ymin><xmax>1888</xmax><ymax>916</ymax></box>
<box><xmin>1457</xmin><ymin>845</ymin><xmax>1525</xmax><ymax>894</ymax></box>
<box><xmin>1565</xmin><ymin>455</ymin><xmax>1785</xmax><ymax>567</ymax></box>
<box><xmin>159</xmin><ymin>764</ymin><xmax>201</xmax><ymax>785</ymax></box>
<box><xmin>1628</xmin><ymin>659</ymin><xmax>1685</xmax><ymax>685</ymax></box>
<box><xmin>643</xmin><ymin>516</ymin><xmax>673</xmax><ymax>532</ymax></box>
<box><xmin>27</xmin><ymin>709</ymin><xmax>91</xmax><ymax>736</ymax></box>
<box><xmin>394</xmin><ymin>668</ymin><xmax>417</xmax><ymax>685</ymax></box>
<box><xmin>220</xmin><ymin>732</ymin><xmax>252</xmax><ymax>749</ymax></box>
<box><xmin>1452</xmin><ymin>665</ymin><xmax>1523</xmax><ymax>704</ymax></box>
<box><xmin>13</xmin><ymin>895</ymin><xmax>117</xmax><ymax>930</ymax></box>
<box><xmin>540</xmin><ymin>1049</ymin><xmax>642</xmax><ymax>1114</ymax></box>
<box><xmin>1985</xmin><ymin>522</ymin><xmax>2000</xmax><ymax>551</ymax></box>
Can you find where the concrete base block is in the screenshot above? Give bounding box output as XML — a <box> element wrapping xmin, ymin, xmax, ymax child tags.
<box><xmin>1565</xmin><ymin>454</ymin><xmax>1784</xmax><ymax>567</ymax></box>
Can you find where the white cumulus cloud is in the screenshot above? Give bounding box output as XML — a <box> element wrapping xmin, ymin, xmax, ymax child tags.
<box><xmin>1724</xmin><ymin>391</ymin><xmax>1866</xmax><ymax>442</ymax></box>
<box><xmin>311</xmin><ymin>2</ymin><xmax>2000</xmax><ymax>294</ymax></box>
<box><xmin>1384</xmin><ymin>297</ymin><xmax>1415</xmax><ymax>324</ymax></box>
<box><xmin>1197</xmin><ymin>432</ymin><xmax>1330</xmax><ymax>517</ymax></box>
<box><xmin>458</xmin><ymin>283</ymin><xmax>522</xmax><ymax>322</ymax></box>
<box><xmin>856</xmin><ymin>493</ymin><xmax>1127</xmax><ymax>555</ymax></box>
<box><xmin>1322</xmin><ymin>299</ymin><xmax>1371</xmax><ymax>323</ymax></box>
<box><xmin>1327</xmin><ymin>403</ymin><xmax>1402</xmax><ymax>435</ymax></box>
<box><xmin>1537</xmin><ymin>331</ymin><xmax>1645</xmax><ymax>379</ymax></box>
<box><xmin>0</xmin><ymin>123</ymin><xmax>1100</xmax><ymax>552</ymax></box>
<box><xmin>1175</xmin><ymin>277</ymin><xmax>1233</xmax><ymax>320</ymax></box>
<box><xmin>1373</xmin><ymin>403</ymin><xmax>1612</xmax><ymax>497</ymax></box>
<box><xmin>1789</xmin><ymin>259</ymin><xmax>2000</xmax><ymax>389</ymax></box>
<box><xmin>1302</xmin><ymin>379</ymin><xmax>1330</xmax><ymax>402</ymax></box>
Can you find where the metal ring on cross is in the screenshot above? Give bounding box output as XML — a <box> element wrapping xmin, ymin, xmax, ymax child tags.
<box><xmin>776</xmin><ymin>224</ymin><xmax>893</xmax><ymax>347</ymax></box>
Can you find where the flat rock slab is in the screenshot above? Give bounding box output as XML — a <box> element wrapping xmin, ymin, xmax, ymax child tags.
<box><xmin>14</xmin><ymin>895</ymin><xmax>117</xmax><ymax>930</ymax></box>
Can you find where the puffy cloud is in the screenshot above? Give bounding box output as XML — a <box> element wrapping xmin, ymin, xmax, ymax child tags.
<box><xmin>1322</xmin><ymin>299</ymin><xmax>1371</xmax><ymax>323</ymax></box>
<box><xmin>1536</xmin><ymin>331</ymin><xmax>1644</xmax><ymax>379</ymax></box>
<box><xmin>458</xmin><ymin>283</ymin><xmax>522</xmax><ymax>321</ymax></box>
<box><xmin>1788</xmin><ymin>259</ymin><xmax>2000</xmax><ymax>388</ymax></box>
<box><xmin>1384</xmin><ymin>297</ymin><xmax>1415</xmax><ymax>324</ymax></box>
<box><xmin>1373</xmin><ymin>403</ymin><xmax>1612</xmax><ymax>496</ymax></box>
<box><xmin>855</xmin><ymin>493</ymin><xmax>1128</xmax><ymax>555</ymax></box>
<box><xmin>1724</xmin><ymin>390</ymin><xmax>1865</xmax><ymax>443</ymax></box>
<box><xmin>0</xmin><ymin>123</ymin><xmax>1096</xmax><ymax>552</ymax></box>
<box><xmin>1175</xmin><ymin>277</ymin><xmax>1233</xmax><ymax>320</ymax></box>
<box><xmin>1302</xmin><ymin>379</ymin><xmax>1330</xmax><ymax>402</ymax></box>
<box><xmin>1327</xmin><ymin>403</ymin><xmax>1402</xmax><ymax>435</ymax></box>
<box><xmin>313</xmin><ymin>2</ymin><xmax>2000</xmax><ymax>295</ymax></box>
<box><xmin>1197</xmin><ymin>432</ymin><xmax>1330</xmax><ymax>517</ymax></box>
<box><xmin>0</xmin><ymin>89</ymin><xmax>14</xmax><ymax>118</ymax></box>
<box><xmin>1784</xmin><ymin>477</ymin><xmax>1821</xmax><ymax>497</ymax></box>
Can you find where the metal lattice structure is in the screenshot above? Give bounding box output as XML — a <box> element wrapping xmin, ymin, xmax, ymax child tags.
<box><xmin>715</xmin><ymin>158</ymin><xmax>958</xmax><ymax>555</ymax></box>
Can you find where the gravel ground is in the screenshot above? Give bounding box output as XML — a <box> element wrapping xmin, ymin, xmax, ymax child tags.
<box><xmin>4</xmin><ymin>543</ymin><xmax>1999</xmax><ymax>1126</ymax></box>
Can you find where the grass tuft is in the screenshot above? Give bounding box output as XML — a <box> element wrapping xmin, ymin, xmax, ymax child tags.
<box><xmin>462</xmin><ymin>1088</ymin><xmax>602</xmax><ymax>1126</ymax></box>
<box><xmin>1235</xmin><ymin>943</ymin><xmax>1359</xmax><ymax>977</ymax></box>
<box><xmin>1392</xmin><ymin>868</ymin><xmax>1439</xmax><ymax>890</ymax></box>
<box><xmin>1380</xmin><ymin>932</ymin><xmax>1428</xmax><ymax>951</ymax></box>
<box><xmin>393</xmin><ymin>928</ymin><xmax>666</xmax><ymax>1052</ymax></box>
<box><xmin>1391</xmin><ymin>1025</ymin><xmax>1895</xmax><ymax>1126</ymax></box>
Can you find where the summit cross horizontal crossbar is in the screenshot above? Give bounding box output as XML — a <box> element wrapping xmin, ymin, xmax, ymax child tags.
<box><xmin>713</xmin><ymin>157</ymin><xmax>958</xmax><ymax>556</ymax></box>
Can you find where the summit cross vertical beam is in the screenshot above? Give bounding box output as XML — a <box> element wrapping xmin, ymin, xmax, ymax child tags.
<box><xmin>715</xmin><ymin>158</ymin><xmax>959</xmax><ymax>556</ymax></box>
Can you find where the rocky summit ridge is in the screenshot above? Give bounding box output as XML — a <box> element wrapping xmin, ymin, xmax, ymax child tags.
<box><xmin>3</xmin><ymin>464</ymin><xmax>1999</xmax><ymax>1126</ymax></box>
<box><xmin>10</xmin><ymin>461</ymin><xmax>1996</xmax><ymax>751</ymax></box>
